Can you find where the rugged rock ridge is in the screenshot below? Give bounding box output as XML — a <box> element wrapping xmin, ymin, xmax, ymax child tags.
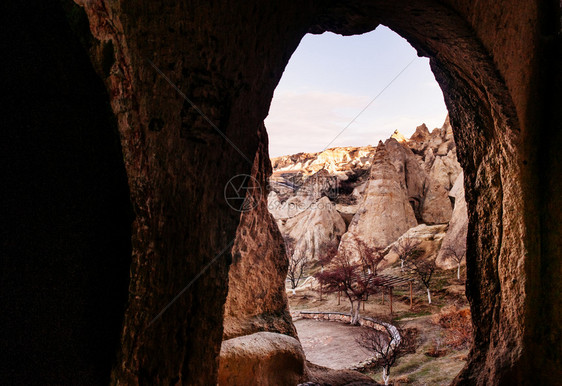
<box><xmin>271</xmin><ymin>145</ymin><xmax>377</xmax><ymax>177</ymax></box>
<box><xmin>268</xmin><ymin>117</ymin><xmax>467</xmax><ymax>270</ymax></box>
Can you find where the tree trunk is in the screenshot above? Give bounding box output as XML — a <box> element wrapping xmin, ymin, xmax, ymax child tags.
<box><xmin>291</xmin><ymin>289</ymin><xmax>296</xmax><ymax>295</ymax></box>
<box><xmin>382</xmin><ymin>366</ymin><xmax>390</xmax><ymax>385</ymax></box>
<box><xmin>351</xmin><ymin>301</ymin><xmax>361</xmax><ymax>325</ymax></box>
<box><xmin>427</xmin><ymin>287</ymin><xmax>432</xmax><ymax>304</ymax></box>
<box><xmin>457</xmin><ymin>263</ymin><xmax>461</xmax><ymax>280</ymax></box>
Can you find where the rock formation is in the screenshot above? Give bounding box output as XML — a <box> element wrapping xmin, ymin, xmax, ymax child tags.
<box><xmin>223</xmin><ymin>124</ymin><xmax>296</xmax><ymax>340</ymax></box>
<box><xmin>382</xmin><ymin>224</ymin><xmax>448</xmax><ymax>268</ymax></box>
<box><xmin>436</xmin><ymin>172</ymin><xmax>468</xmax><ymax>269</ymax></box>
<box><xmin>421</xmin><ymin>154</ymin><xmax>456</xmax><ymax>224</ymax></box>
<box><xmin>218</xmin><ymin>332</ymin><xmax>307</xmax><ymax>385</ymax></box>
<box><xmin>340</xmin><ymin>141</ymin><xmax>418</xmax><ymax>251</ymax></box>
<box><xmin>269</xmin><ymin>119</ymin><xmax>463</xmax><ymax>268</ymax></box>
<box><xmin>271</xmin><ymin>146</ymin><xmax>376</xmax><ymax>177</ymax></box>
<box><xmin>383</xmin><ymin>137</ymin><xmax>427</xmax><ymax>221</ymax></box>
<box><xmin>276</xmin><ymin>196</ymin><xmax>347</xmax><ymax>265</ymax></box>
<box><xmin>417</xmin><ymin>118</ymin><xmax>462</xmax><ymax>224</ymax></box>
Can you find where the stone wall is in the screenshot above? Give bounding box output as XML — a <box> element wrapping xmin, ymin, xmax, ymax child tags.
<box><xmin>293</xmin><ymin>311</ymin><xmax>394</xmax><ymax>335</ymax></box>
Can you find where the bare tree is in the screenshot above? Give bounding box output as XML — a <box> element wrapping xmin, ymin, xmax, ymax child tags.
<box><xmin>284</xmin><ymin>236</ymin><xmax>309</xmax><ymax>294</ymax></box>
<box><xmin>318</xmin><ymin>242</ymin><xmax>339</xmax><ymax>270</ymax></box>
<box><xmin>406</xmin><ymin>256</ymin><xmax>437</xmax><ymax>304</ymax></box>
<box><xmin>354</xmin><ymin>237</ymin><xmax>385</xmax><ymax>276</ymax></box>
<box><xmin>442</xmin><ymin>246</ymin><xmax>465</xmax><ymax>280</ymax></box>
<box><xmin>356</xmin><ymin>324</ymin><xmax>417</xmax><ymax>385</ymax></box>
<box><xmin>316</xmin><ymin>242</ymin><xmax>340</xmax><ymax>300</ymax></box>
<box><xmin>394</xmin><ymin>236</ymin><xmax>422</xmax><ymax>271</ymax></box>
<box><xmin>315</xmin><ymin>246</ymin><xmax>382</xmax><ymax>325</ymax></box>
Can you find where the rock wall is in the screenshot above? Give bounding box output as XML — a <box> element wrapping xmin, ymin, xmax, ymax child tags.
<box><xmin>224</xmin><ymin>124</ymin><xmax>296</xmax><ymax>340</ymax></box>
<box><xmin>71</xmin><ymin>1</ymin><xmax>311</xmax><ymax>384</ymax></box>
<box><xmin>436</xmin><ymin>172</ymin><xmax>468</xmax><ymax>268</ymax></box>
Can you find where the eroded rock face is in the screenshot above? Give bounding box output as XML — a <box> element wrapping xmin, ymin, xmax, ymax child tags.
<box><xmin>218</xmin><ymin>332</ymin><xmax>306</xmax><ymax>386</ymax></box>
<box><xmin>381</xmin><ymin>224</ymin><xmax>448</xmax><ymax>268</ymax></box>
<box><xmin>72</xmin><ymin>1</ymin><xmax>302</xmax><ymax>383</ymax></box>
<box><xmin>277</xmin><ymin>196</ymin><xmax>347</xmax><ymax>265</ymax></box>
<box><xmin>415</xmin><ymin>118</ymin><xmax>462</xmax><ymax>224</ymax></box>
<box><xmin>340</xmin><ymin>142</ymin><xmax>418</xmax><ymax>251</ymax></box>
<box><xmin>224</xmin><ymin>124</ymin><xmax>296</xmax><ymax>340</ymax></box>
<box><xmin>384</xmin><ymin>137</ymin><xmax>427</xmax><ymax>221</ymax></box>
<box><xmin>421</xmin><ymin>154</ymin><xmax>455</xmax><ymax>224</ymax></box>
<box><xmin>436</xmin><ymin>172</ymin><xmax>468</xmax><ymax>269</ymax></box>
<box><xmin>270</xmin><ymin>119</ymin><xmax>462</xmax><ymax>269</ymax></box>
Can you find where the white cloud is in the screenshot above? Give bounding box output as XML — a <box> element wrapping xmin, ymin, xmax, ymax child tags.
<box><xmin>265</xmin><ymin>90</ymin><xmax>447</xmax><ymax>157</ymax></box>
<box><xmin>265</xmin><ymin>91</ymin><xmax>371</xmax><ymax>156</ymax></box>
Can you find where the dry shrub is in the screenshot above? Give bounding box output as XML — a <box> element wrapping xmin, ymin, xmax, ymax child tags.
<box><xmin>399</xmin><ymin>327</ymin><xmax>419</xmax><ymax>356</ymax></box>
<box><xmin>435</xmin><ymin>307</ymin><xmax>472</xmax><ymax>349</ymax></box>
<box><xmin>425</xmin><ymin>338</ymin><xmax>448</xmax><ymax>357</ymax></box>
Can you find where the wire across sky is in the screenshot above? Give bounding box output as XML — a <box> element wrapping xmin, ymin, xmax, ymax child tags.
<box><xmin>265</xmin><ymin>26</ymin><xmax>448</xmax><ymax>157</ymax></box>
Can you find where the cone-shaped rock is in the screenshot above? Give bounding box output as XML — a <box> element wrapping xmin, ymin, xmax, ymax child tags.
<box><xmin>339</xmin><ymin>141</ymin><xmax>418</xmax><ymax>252</ymax></box>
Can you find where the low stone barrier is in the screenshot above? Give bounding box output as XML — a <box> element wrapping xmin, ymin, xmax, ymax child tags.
<box><xmin>291</xmin><ymin>310</ymin><xmax>401</xmax><ymax>370</ymax></box>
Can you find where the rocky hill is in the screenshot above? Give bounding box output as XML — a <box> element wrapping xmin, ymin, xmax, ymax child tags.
<box><xmin>268</xmin><ymin>116</ymin><xmax>467</xmax><ymax>272</ymax></box>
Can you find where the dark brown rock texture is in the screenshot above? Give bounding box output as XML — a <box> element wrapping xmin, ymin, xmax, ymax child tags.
<box><xmin>223</xmin><ymin>123</ymin><xmax>296</xmax><ymax>340</ymax></box>
<box><xmin>1</xmin><ymin>0</ymin><xmax>560</xmax><ymax>385</ymax></box>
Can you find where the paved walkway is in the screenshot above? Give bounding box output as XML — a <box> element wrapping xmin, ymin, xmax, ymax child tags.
<box><xmin>294</xmin><ymin>319</ymin><xmax>373</xmax><ymax>370</ymax></box>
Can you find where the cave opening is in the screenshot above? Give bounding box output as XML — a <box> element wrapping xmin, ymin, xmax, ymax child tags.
<box><xmin>265</xmin><ymin>26</ymin><xmax>470</xmax><ymax>384</ymax></box>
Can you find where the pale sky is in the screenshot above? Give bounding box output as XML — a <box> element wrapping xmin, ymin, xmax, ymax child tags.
<box><xmin>265</xmin><ymin>26</ymin><xmax>448</xmax><ymax>157</ymax></box>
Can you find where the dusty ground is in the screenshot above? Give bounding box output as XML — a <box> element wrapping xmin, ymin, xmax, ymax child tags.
<box><xmin>295</xmin><ymin>319</ymin><xmax>372</xmax><ymax>370</ymax></box>
<box><xmin>288</xmin><ymin>265</ymin><xmax>470</xmax><ymax>385</ymax></box>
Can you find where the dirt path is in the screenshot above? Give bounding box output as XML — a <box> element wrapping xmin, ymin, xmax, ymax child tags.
<box><xmin>294</xmin><ymin>319</ymin><xmax>374</xmax><ymax>370</ymax></box>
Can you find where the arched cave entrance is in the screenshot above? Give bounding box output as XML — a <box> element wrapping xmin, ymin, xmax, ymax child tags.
<box><xmin>2</xmin><ymin>1</ymin><xmax>559</xmax><ymax>385</ymax></box>
<box><xmin>265</xmin><ymin>26</ymin><xmax>469</xmax><ymax>384</ymax></box>
<box><xmin>222</xmin><ymin>3</ymin><xmax>560</xmax><ymax>383</ymax></box>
